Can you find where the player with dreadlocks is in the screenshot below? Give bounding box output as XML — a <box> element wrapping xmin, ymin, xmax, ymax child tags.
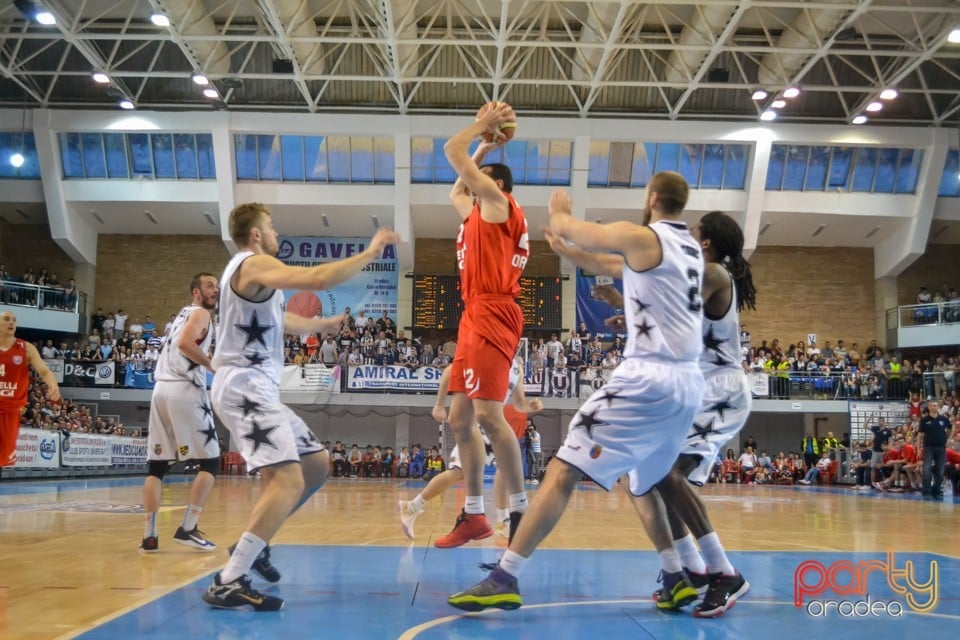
<box><xmin>639</xmin><ymin>209</ymin><xmax>756</xmax><ymax>617</ymax></box>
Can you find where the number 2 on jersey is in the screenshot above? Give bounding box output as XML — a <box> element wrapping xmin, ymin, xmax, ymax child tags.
<box><xmin>463</xmin><ymin>368</ymin><xmax>476</xmax><ymax>390</ymax></box>
<box><xmin>686</xmin><ymin>268</ymin><xmax>702</xmax><ymax>312</ymax></box>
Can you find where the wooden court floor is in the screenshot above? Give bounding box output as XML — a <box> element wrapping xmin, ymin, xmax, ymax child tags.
<box><xmin>0</xmin><ymin>475</ymin><xmax>956</xmax><ymax>639</ymax></box>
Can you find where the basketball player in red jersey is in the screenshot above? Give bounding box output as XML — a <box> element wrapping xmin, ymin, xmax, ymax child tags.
<box><xmin>437</xmin><ymin>102</ymin><xmax>531</xmax><ymax>548</ymax></box>
<box><xmin>0</xmin><ymin>310</ymin><xmax>61</xmax><ymax>467</ymax></box>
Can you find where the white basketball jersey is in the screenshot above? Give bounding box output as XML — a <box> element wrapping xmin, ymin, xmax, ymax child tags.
<box><xmin>213</xmin><ymin>251</ymin><xmax>285</xmax><ymax>385</ymax></box>
<box><xmin>621</xmin><ymin>220</ymin><xmax>703</xmax><ymax>363</ymax></box>
<box><xmin>699</xmin><ymin>276</ymin><xmax>743</xmax><ymax>376</ymax></box>
<box><xmin>154</xmin><ymin>304</ymin><xmax>213</xmax><ymax>384</ymax></box>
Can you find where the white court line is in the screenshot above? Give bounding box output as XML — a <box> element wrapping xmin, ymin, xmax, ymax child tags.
<box><xmin>396</xmin><ymin>598</ymin><xmax>960</xmax><ymax>640</ymax></box>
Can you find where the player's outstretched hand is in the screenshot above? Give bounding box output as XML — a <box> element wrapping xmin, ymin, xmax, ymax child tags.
<box><xmin>543</xmin><ymin>228</ymin><xmax>574</xmax><ymax>257</ymax></box>
<box><xmin>369</xmin><ymin>228</ymin><xmax>401</xmax><ymax>252</ymax></box>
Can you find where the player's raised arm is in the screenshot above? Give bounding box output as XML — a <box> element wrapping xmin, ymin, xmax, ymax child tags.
<box><xmin>543</xmin><ymin>228</ymin><xmax>623</xmax><ymax>279</ymax></box>
<box><xmin>444</xmin><ymin>103</ymin><xmax>513</xmax><ymax>223</ymax></box>
<box><xmin>240</xmin><ymin>227</ymin><xmax>400</xmax><ymax>294</ymax></box>
<box><xmin>449</xmin><ymin>140</ymin><xmax>503</xmax><ymax>220</ymax></box>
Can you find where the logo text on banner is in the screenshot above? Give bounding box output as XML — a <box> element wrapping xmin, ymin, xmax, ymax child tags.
<box><xmin>347</xmin><ymin>365</ymin><xmax>443</xmax><ymax>391</ymax></box>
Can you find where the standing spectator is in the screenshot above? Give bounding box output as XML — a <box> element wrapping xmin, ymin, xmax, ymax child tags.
<box><xmin>527</xmin><ymin>422</ymin><xmax>542</xmax><ymax>481</ymax></box>
<box><xmin>142</xmin><ymin>316</ymin><xmax>157</xmax><ymax>339</ymax></box>
<box><xmin>545</xmin><ymin>333</ymin><xmax>563</xmax><ymax>369</ymax></box>
<box><xmin>129</xmin><ymin>317</ymin><xmax>144</xmax><ymax>336</ymax></box>
<box><xmin>318</xmin><ymin>336</ymin><xmax>338</xmax><ymax>366</ymax></box>
<box><xmin>409</xmin><ymin>445</ymin><xmax>424</xmax><ymax>478</ymax></box>
<box><xmin>869</xmin><ymin>416</ymin><xmax>893</xmax><ymax>490</ymax></box>
<box><xmin>62</xmin><ymin>279</ymin><xmax>77</xmax><ymax>310</ymax></box>
<box><xmin>919</xmin><ymin>401</ymin><xmax>953</xmax><ymax>500</ymax></box>
<box><xmin>91</xmin><ymin>307</ymin><xmax>106</xmax><ymax>333</ymax></box>
<box><xmin>801</xmin><ymin>432</ymin><xmax>820</xmax><ymax>470</ymax></box>
<box><xmin>114</xmin><ymin>308</ymin><xmax>127</xmax><ymax>334</ymax></box>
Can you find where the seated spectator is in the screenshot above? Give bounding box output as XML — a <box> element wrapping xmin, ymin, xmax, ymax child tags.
<box><xmin>421</xmin><ymin>447</ymin><xmax>445</xmax><ymax>482</ymax></box>
<box><xmin>409</xmin><ymin>445</ymin><xmax>424</xmax><ymax>478</ymax></box>
<box><xmin>380</xmin><ymin>447</ymin><xmax>395</xmax><ymax>477</ymax></box>
<box><xmin>799</xmin><ymin>451</ymin><xmax>833</xmax><ymax>484</ymax></box>
<box><xmin>757</xmin><ymin>450</ymin><xmax>774</xmax><ymax>472</ymax></box>
<box><xmin>396</xmin><ymin>446</ymin><xmax>411</xmax><ymax>478</ymax></box>
<box><xmin>347</xmin><ymin>444</ymin><xmax>362</xmax><ymax>477</ymax></box>
<box><xmin>721</xmin><ymin>449</ymin><xmax>740</xmax><ymax>483</ymax></box>
<box><xmin>774</xmin><ymin>452</ymin><xmax>794</xmax><ymax>484</ymax></box>
<box><xmin>141</xmin><ymin>316</ymin><xmax>157</xmax><ymax>338</ymax></box>
<box><xmin>361</xmin><ymin>445</ymin><xmax>379</xmax><ymax>477</ymax></box>
<box><xmin>739</xmin><ymin>446</ymin><xmax>758</xmax><ymax>483</ymax></box>
<box><xmin>330</xmin><ymin>441</ymin><xmax>347</xmax><ymax>477</ymax></box>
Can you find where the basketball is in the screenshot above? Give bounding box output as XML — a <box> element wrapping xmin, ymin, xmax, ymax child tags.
<box><xmin>477</xmin><ymin>101</ymin><xmax>517</xmax><ymax>143</ymax></box>
<box><xmin>287</xmin><ymin>291</ymin><xmax>322</xmax><ymax>318</ymax></box>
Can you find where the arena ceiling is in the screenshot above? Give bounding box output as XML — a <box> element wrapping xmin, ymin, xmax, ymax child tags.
<box><xmin>1</xmin><ymin>0</ymin><xmax>958</xmax><ymax>125</ymax></box>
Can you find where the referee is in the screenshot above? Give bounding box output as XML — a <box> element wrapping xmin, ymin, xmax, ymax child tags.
<box><xmin>919</xmin><ymin>401</ymin><xmax>954</xmax><ymax>501</ymax></box>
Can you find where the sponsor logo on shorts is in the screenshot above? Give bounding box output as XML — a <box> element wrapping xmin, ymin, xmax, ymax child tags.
<box><xmin>589</xmin><ymin>445</ymin><xmax>602</xmax><ymax>459</ymax></box>
<box><xmin>154</xmin><ymin>444</ymin><xmax>163</xmax><ymax>455</ymax></box>
<box><xmin>179</xmin><ymin>445</ymin><xmax>190</xmax><ymax>457</ymax></box>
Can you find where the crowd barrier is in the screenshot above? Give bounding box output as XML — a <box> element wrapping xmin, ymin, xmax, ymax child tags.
<box><xmin>11</xmin><ymin>427</ymin><xmax>147</xmax><ymax>470</ymax></box>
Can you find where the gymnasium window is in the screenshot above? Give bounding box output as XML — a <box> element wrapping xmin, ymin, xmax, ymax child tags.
<box><xmin>233</xmin><ymin>134</ymin><xmax>395</xmax><ymax>183</ymax></box>
<box><xmin>410</xmin><ymin>138</ymin><xmax>573</xmax><ymax>186</ymax></box>
<box><xmin>0</xmin><ymin>131</ymin><xmax>40</xmax><ymax>179</ymax></box>
<box><xmin>586</xmin><ymin>141</ymin><xmax>750</xmax><ymax>189</ymax></box>
<box><xmin>937</xmin><ymin>149</ymin><xmax>959</xmax><ymax>197</ymax></box>
<box><xmin>58</xmin><ymin>132</ymin><xmax>216</xmax><ymax>180</ymax></box>
<box><xmin>766</xmin><ymin>144</ymin><xmax>923</xmax><ymax>193</ymax></box>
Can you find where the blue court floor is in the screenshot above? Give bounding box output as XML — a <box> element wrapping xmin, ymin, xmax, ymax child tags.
<box><xmin>77</xmin><ymin>545</ymin><xmax>957</xmax><ymax>640</ymax></box>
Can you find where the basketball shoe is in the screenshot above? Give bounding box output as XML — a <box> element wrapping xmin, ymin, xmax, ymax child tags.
<box><xmin>448</xmin><ymin>566</ymin><xmax>522</xmax><ymax>612</ymax></box>
<box><xmin>434</xmin><ymin>510</ymin><xmax>493</xmax><ymax>548</ymax></box>
<box><xmin>228</xmin><ymin>542</ymin><xmax>281</xmax><ymax>583</ymax></box>
<box><xmin>398</xmin><ymin>500</ymin><xmax>423</xmax><ymax>539</ymax></box>
<box><xmin>139</xmin><ymin>535</ymin><xmax>158</xmax><ymax>554</ymax></box>
<box><xmin>654</xmin><ymin>570</ymin><xmax>699</xmax><ymax>610</ymax></box>
<box><xmin>494</xmin><ymin>518</ymin><xmax>509</xmax><ymax>538</ymax></box>
<box><xmin>202</xmin><ymin>573</ymin><xmax>283</xmax><ymax>611</ymax></box>
<box><xmin>652</xmin><ymin>568</ymin><xmax>709</xmax><ymax>598</ymax></box>
<box><xmin>173</xmin><ymin>526</ymin><xmax>216</xmax><ymax>551</ymax></box>
<box><xmin>693</xmin><ymin>572</ymin><xmax>750</xmax><ymax>618</ymax></box>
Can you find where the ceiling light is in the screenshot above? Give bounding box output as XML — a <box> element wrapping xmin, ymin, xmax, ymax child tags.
<box><xmin>760</xmin><ymin>110</ymin><xmax>777</xmax><ymax>121</ymax></box>
<box><xmin>879</xmin><ymin>88</ymin><xmax>898</xmax><ymax>100</ymax></box>
<box><xmin>783</xmin><ymin>87</ymin><xmax>800</xmax><ymax>99</ymax></box>
<box><xmin>10</xmin><ymin>152</ymin><xmax>24</xmax><ymax>168</ymax></box>
<box><xmin>35</xmin><ymin>10</ymin><xmax>55</xmax><ymax>25</ymax></box>
<box><xmin>149</xmin><ymin>13</ymin><xmax>170</xmax><ymax>27</ymax></box>
<box><xmin>92</xmin><ymin>72</ymin><xmax>110</xmax><ymax>84</ymax></box>
<box><xmin>751</xmin><ymin>90</ymin><xmax>768</xmax><ymax>101</ymax></box>
<box><xmin>119</xmin><ymin>99</ymin><xmax>134</xmax><ymax>110</ymax></box>
<box><xmin>191</xmin><ymin>73</ymin><xmax>209</xmax><ymax>86</ymax></box>
<box><xmin>771</xmin><ymin>99</ymin><xmax>786</xmax><ymax>109</ymax></box>
<box><xmin>949</xmin><ymin>28</ymin><xmax>960</xmax><ymax>44</ymax></box>
<box><xmin>202</xmin><ymin>88</ymin><xmax>218</xmax><ymax>99</ymax></box>
<box><xmin>866</xmin><ymin>101</ymin><xmax>883</xmax><ymax>112</ymax></box>
<box><xmin>852</xmin><ymin>115</ymin><xmax>868</xmax><ymax>125</ymax></box>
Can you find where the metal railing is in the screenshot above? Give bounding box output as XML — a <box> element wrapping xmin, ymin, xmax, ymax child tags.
<box><xmin>887</xmin><ymin>302</ymin><xmax>960</xmax><ymax>329</ymax></box>
<box><xmin>748</xmin><ymin>368</ymin><xmax>957</xmax><ymax>401</ymax></box>
<box><xmin>0</xmin><ymin>280</ymin><xmax>83</xmax><ymax>314</ymax></box>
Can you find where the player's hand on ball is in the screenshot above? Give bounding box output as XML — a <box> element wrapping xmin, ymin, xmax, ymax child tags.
<box><xmin>476</xmin><ymin>102</ymin><xmax>514</xmax><ymax>141</ymax></box>
<box><xmin>604</xmin><ymin>314</ymin><xmax>627</xmax><ymax>333</ymax></box>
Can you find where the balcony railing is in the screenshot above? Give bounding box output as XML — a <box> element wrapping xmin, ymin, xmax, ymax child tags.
<box><xmin>0</xmin><ymin>280</ymin><xmax>83</xmax><ymax>314</ymax></box>
<box><xmin>887</xmin><ymin>302</ymin><xmax>960</xmax><ymax>329</ymax></box>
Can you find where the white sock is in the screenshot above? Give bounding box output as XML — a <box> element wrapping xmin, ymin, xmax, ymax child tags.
<box><xmin>411</xmin><ymin>494</ymin><xmax>426</xmax><ymax>512</ymax></box>
<box><xmin>464</xmin><ymin>495</ymin><xmax>484</xmax><ymax>515</ymax></box>
<box><xmin>220</xmin><ymin>532</ymin><xmax>267</xmax><ymax>583</ymax></box>
<box><xmin>498</xmin><ymin>549</ymin><xmax>529</xmax><ymax>578</ymax></box>
<box><xmin>698</xmin><ymin>532</ymin><xmax>735</xmax><ymax>576</ymax></box>
<box><xmin>496</xmin><ymin>508</ymin><xmax>510</xmax><ymax>523</ymax></box>
<box><xmin>674</xmin><ymin>533</ymin><xmax>707</xmax><ymax>574</ymax></box>
<box><xmin>658</xmin><ymin>548</ymin><xmax>683</xmax><ymax>574</ymax></box>
<box><xmin>144</xmin><ymin>512</ymin><xmax>157</xmax><ymax>539</ymax></box>
<box><xmin>508</xmin><ymin>492</ymin><xmax>528</xmax><ymax>513</ymax></box>
<box><xmin>182</xmin><ymin>504</ymin><xmax>202</xmax><ymax>531</ymax></box>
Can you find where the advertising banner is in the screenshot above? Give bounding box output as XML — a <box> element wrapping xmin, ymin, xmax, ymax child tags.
<box><xmin>60</xmin><ymin>433</ymin><xmax>112</xmax><ymax>466</ymax></box>
<box><xmin>62</xmin><ymin>361</ymin><xmax>116</xmax><ymax>387</ymax></box>
<box><xmin>277</xmin><ymin>236</ymin><xmax>398</xmax><ymax>320</ymax></box>
<box><xmin>111</xmin><ymin>436</ymin><xmax>148</xmax><ymax>465</ymax></box>
<box><xmin>43</xmin><ymin>358</ymin><xmax>64</xmax><ymax>383</ymax></box>
<box><xmin>346</xmin><ymin>365</ymin><xmax>443</xmax><ymax>391</ymax></box>
<box><xmin>13</xmin><ymin>428</ymin><xmax>59</xmax><ymax>468</ymax></box>
<box><xmin>280</xmin><ymin>364</ymin><xmax>341</xmax><ymax>394</ymax></box>
<box><xmin>575</xmin><ymin>268</ymin><xmax>626</xmax><ymax>342</ymax></box>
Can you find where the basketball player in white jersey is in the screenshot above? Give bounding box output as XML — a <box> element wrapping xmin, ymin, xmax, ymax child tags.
<box><xmin>398</xmin><ymin>357</ymin><xmax>543</xmax><ymax>541</ymax></box>
<box><xmin>557</xmin><ymin>212</ymin><xmax>755</xmax><ymax>616</ymax></box>
<box><xmin>140</xmin><ymin>273</ymin><xmax>219</xmax><ymax>553</ymax></box>
<box><xmin>450</xmin><ymin>171</ymin><xmax>705</xmax><ymax>612</ymax></box>
<box><xmin>202</xmin><ymin>203</ymin><xmax>399</xmax><ymax>611</ymax></box>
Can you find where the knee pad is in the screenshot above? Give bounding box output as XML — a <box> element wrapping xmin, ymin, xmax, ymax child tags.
<box><xmin>148</xmin><ymin>461</ymin><xmax>170</xmax><ymax>480</ymax></box>
<box><xmin>197</xmin><ymin>457</ymin><xmax>220</xmax><ymax>476</ymax></box>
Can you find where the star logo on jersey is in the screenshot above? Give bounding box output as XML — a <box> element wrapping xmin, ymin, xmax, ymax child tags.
<box><xmin>244</xmin><ymin>420</ymin><xmax>278</xmax><ymax>453</ymax></box>
<box><xmin>703</xmin><ymin>326</ymin><xmax>726</xmax><ymax>353</ymax></box>
<box><xmin>199</xmin><ymin>424</ymin><xmax>218</xmax><ymax>446</ymax></box>
<box><xmin>199</xmin><ymin>403</ymin><xmax>214</xmax><ymax>421</ymax></box>
<box><xmin>598</xmin><ymin>387</ymin><xmax>624</xmax><ymax>408</ymax></box>
<box><xmin>631</xmin><ymin>298</ymin><xmax>651</xmax><ymax>314</ymax></box>
<box><xmin>244</xmin><ymin>351</ymin><xmax>267</xmax><ymax>366</ymax></box>
<box><xmin>689</xmin><ymin>417</ymin><xmax>716</xmax><ymax>441</ymax></box>
<box><xmin>707</xmin><ymin>399</ymin><xmax>736</xmax><ymax>421</ymax></box>
<box><xmin>574</xmin><ymin>408</ymin><xmax>607</xmax><ymax>437</ymax></box>
<box><xmin>235</xmin><ymin>311</ymin><xmax>272</xmax><ymax>348</ymax></box>
<box><xmin>635</xmin><ymin>318</ymin><xmax>656</xmax><ymax>340</ymax></box>
<box><xmin>236</xmin><ymin>396</ymin><xmax>263</xmax><ymax>418</ymax></box>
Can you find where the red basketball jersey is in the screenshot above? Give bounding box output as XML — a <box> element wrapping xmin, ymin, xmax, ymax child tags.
<box><xmin>503</xmin><ymin>405</ymin><xmax>527</xmax><ymax>440</ymax></box>
<box><xmin>0</xmin><ymin>339</ymin><xmax>30</xmax><ymax>412</ymax></box>
<box><xmin>456</xmin><ymin>192</ymin><xmax>529</xmax><ymax>302</ymax></box>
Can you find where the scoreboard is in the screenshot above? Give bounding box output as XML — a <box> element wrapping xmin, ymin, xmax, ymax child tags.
<box><xmin>412</xmin><ymin>275</ymin><xmax>562</xmax><ymax>330</ymax></box>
